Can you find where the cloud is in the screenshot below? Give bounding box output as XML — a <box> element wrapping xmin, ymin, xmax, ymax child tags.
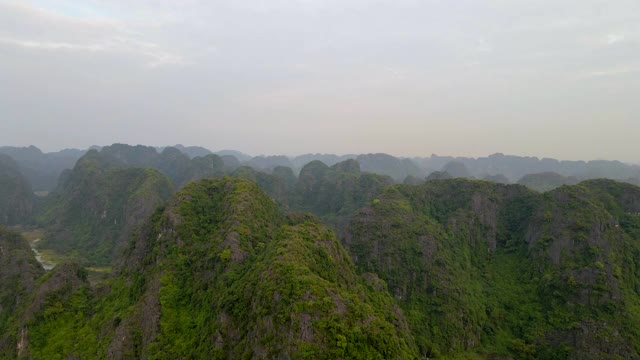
<box><xmin>0</xmin><ymin>37</ymin><xmax>106</xmax><ymax>51</ymax></box>
<box><xmin>606</xmin><ymin>33</ymin><xmax>625</xmax><ymax>45</ymax></box>
<box><xmin>1</xmin><ymin>0</ymin><xmax>640</xmax><ymax>161</ymax></box>
<box><xmin>0</xmin><ymin>1</ymin><xmax>188</xmax><ymax>68</ymax></box>
<box><xmin>579</xmin><ymin>65</ymin><xmax>640</xmax><ymax>78</ymax></box>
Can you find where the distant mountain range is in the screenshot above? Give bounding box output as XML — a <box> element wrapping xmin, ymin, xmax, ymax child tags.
<box><xmin>1</xmin><ymin>144</ymin><xmax>639</xmax><ymax>193</ymax></box>
<box><xmin>2</xmin><ymin>143</ymin><xmax>640</xmax><ymax>358</ymax></box>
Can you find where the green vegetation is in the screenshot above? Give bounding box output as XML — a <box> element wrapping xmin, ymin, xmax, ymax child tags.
<box><xmin>517</xmin><ymin>171</ymin><xmax>579</xmax><ymax>192</ymax></box>
<box><xmin>1</xmin><ymin>178</ymin><xmax>418</xmax><ymax>359</ymax></box>
<box><xmin>93</xmin><ymin>144</ymin><xmax>227</xmax><ymax>187</ymax></box>
<box><xmin>355</xmin><ymin>153</ymin><xmax>425</xmax><ymax>181</ymax></box>
<box><xmin>0</xmin><ymin>155</ymin><xmax>34</xmax><ymax>225</ymax></box>
<box><xmin>344</xmin><ymin>178</ymin><xmax>640</xmax><ymax>358</ymax></box>
<box><xmin>4</xmin><ymin>153</ymin><xmax>640</xmax><ymax>359</ymax></box>
<box><xmin>0</xmin><ymin>227</ymin><xmax>44</xmax><ymax>336</ymax></box>
<box><xmin>296</xmin><ymin>159</ymin><xmax>394</xmax><ymax>228</ymax></box>
<box><xmin>39</xmin><ymin>155</ymin><xmax>174</xmax><ymax>265</ymax></box>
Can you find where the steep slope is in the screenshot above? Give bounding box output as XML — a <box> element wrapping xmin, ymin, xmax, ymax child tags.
<box><xmin>0</xmin><ymin>146</ymin><xmax>85</xmax><ymax>192</ymax></box>
<box><xmin>3</xmin><ymin>178</ymin><xmax>418</xmax><ymax>359</ymax></box>
<box><xmin>230</xmin><ymin>165</ymin><xmax>297</xmax><ymax>207</ymax></box>
<box><xmin>521</xmin><ymin>180</ymin><xmax>640</xmax><ymax>359</ymax></box>
<box><xmin>0</xmin><ymin>261</ymin><xmax>91</xmax><ymax>359</ymax></box>
<box><xmin>40</xmin><ymin>152</ymin><xmax>175</xmax><ymax>265</ymax></box>
<box><xmin>296</xmin><ymin>160</ymin><xmax>394</xmax><ymax>228</ymax></box>
<box><xmin>0</xmin><ymin>228</ymin><xmax>44</xmax><ymax>338</ymax></box>
<box><xmin>344</xmin><ymin>179</ymin><xmax>640</xmax><ymax>358</ymax></box>
<box><xmin>80</xmin><ymin>144</ymin><xmax>226</xmax><ymax>187</ymax></box>
<box><xmin>0</xmin><ymin>155</ymin><xmax>34</xmax><ymax>225</ymax></box>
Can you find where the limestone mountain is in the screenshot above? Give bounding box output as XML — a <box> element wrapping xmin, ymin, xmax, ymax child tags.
<box><xmin>343</xmin><ymin>178</ymin><xmax>640</xmax><ymax>358</ymax></box>
<box><xmin>230</xmin><ymin>165</ymin><xmax>298</xmax><ymax>207</ymax></box>
<box><xmin>0</xmin><ymin>155</ymin><xmax>34</xmax><ymax>225</ymax></box>
<box><xmin>517</xmin><ymin>171</ymin><xmax>580</xmax><ymax>192</ymax></box>
<box><xmin>75</xmin><ymin>144</ymin><xmax>226</xmax><ymax>187</ymax></box>
<box><xmin>292</xmin><ymin>154</ymin><xmax>356</xmax><ymax>169</ymax></box>
<box><xmin>165</xmin><ymin>144</ymin><xmax>212</xmax><ymax>158</ymax></box>
<box><xmin>296</xmin><ymin>159</ymin><xmax>394</xmax><ymax>228</ymax></box>
<box><xmin>1</xmin><ymin>178</ymin><xmax>419</xmax><ymax>359</ymax></box>
<box><xmin>0</xmin><ymin>228</ymin><xmax>44</xmax><ymax>338</ymax></box>
<box><xmin>417</xmin><ymin>153</ymin><xmax>640</xmax><ymax>183</ymax></box>
<box><xmin>231</xmin><ymin>159</ymin><xmax>394</xmax><ymax>229</ymax></box>
<box><xmin>247</xmin><ymin>155</ymin><xmax>294</xmax><ymax>171</ymax></box>
<box><xmin>219</xmin><ymin>154</ymin><xmax>241</xmax><ymax>171</ymax></box>
<box><xmin>441</xmin><ymin>161</ymin><xmax>471</xmax><ymax>178</ymax></box>
<box><xmin>0</xmin><ymin>146</ymin><xmax>85</xmax><ymax>192</ymax></box>
<box><xmin>40</xmin><ymin>152</ymin><xmax>175</xmax><ymax>265</ymax></box>
<box><xmin>356</xmin><ymin>153</ymin><xmax>424</xmax><ymax>182</ymax></box>
<box><xmin>213</xmin><ymin>149</ymin><xmax>252</xmax><ymax>162</ymax></box>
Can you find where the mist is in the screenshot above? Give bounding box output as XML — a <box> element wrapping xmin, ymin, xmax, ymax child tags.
<box><xmin>1</xmin><ymin>0</ymin><xmax>639</xmax><ymax>161</ymax></box>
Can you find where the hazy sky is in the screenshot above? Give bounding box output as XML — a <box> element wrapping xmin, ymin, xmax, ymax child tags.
<box><xmin>1</xmin><ymin>0</ymin><xmax>639</xmax><ymax>161</ymax></box>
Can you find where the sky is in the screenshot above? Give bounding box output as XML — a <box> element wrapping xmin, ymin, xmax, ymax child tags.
<box><xmin>0</xmin><ymin>0</ymin><xmax>639</xmax><ymax>161</ymax></box>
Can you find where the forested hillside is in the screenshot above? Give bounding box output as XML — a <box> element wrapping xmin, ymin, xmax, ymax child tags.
<box><xmin>3</xmin><ymin>141</ymin><xmax>640</xmax><ymax>359</ymax></box>
<box><xmin>39</xmin><ymin>151</ymin><xmax>175</xmax><ymax>265</ymax></box>
<box><xmin>0</xmin><ymin>155</ymin><xmax>34</xmax><ymax>225</ymax></box>
<box><xmin>344</xmin><ymin>178</ymin><xmax>640</xmax><ymax>358</ymax></box>
<box><xmin>0</xmin><ymin>179</ymin><xmax>418</xmax><ymax>359</ymax></box>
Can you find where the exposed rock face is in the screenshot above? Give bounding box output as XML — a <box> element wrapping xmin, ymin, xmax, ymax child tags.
<box><xmin>343</xmin><ymin>179</ymin><xmax>530</xmax><ymax>356</ymax></box>
<box><xmin>5</xmin><ymin>172</ymin><xmax>640</xmax><ymax>359</ymax></box>
<box><xmin>343</xmin><ymin>178</ymin><xmax>640</xmax><ymax>358</ymax></box>
<box><xmin>16</xmin><ymin>263</ymin><xmax>89</xmax><ymax>359</ymax></box>
<box><xmin>5</xmin><ymin>178</ymin><xmax>419</xmax><ymax>359</ymax></box>
<box><xmin>0</xmin><ymin>228</ymin><xmax>44</xmax><ymax>356</ymax></box>
<box><xmin>24</xmin><ymin>263</ymin><xmax>88</xmax><ymax>321</ymax></box>
<box><xmin>0</xmin><ymin>228</ymin><xmax>44</xmax><ymax>322</ymax></box>
<box><xmin>0</xmin><ymin>154</ymin><xmax>33</xmax><ymax>225</ymax></box>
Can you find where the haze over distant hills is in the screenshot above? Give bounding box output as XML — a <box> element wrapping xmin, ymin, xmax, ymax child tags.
<box><xmin>2</xmin><ymin>142</ymin><xmax>640</xmax><ymax>358</ymax></box>
<box><xmin>2</xmin><ymin>144</ymin><xmax>639</xmax><ymax>192</ymax></box>
<box><xmin>3</xmin><ymin>0</ymin><xmax>638</xmax><ymax>357</ymax></box>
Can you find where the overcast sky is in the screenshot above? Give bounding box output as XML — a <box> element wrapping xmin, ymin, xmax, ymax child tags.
<box><xmin>1</xmin><ymin>0</ymin><xmax>639</xmax><ymax>161</ymax></box>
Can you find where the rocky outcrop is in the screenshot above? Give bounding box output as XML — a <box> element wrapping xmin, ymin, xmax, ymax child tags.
<box><xmin>343</xmin><ymin>178</ymin><xmax>640</xmax><ymax>358</ymax></box>
<box><xmin>0</xmin><ymin>228</ymin><xmax>43</xmax><ymax>323</ymax></box>
<box><xmin>0</xmin><ymin>228</ymin><xmax>44</xmax><ymax>356</ymax></box>
<box><xmin>5</xmin><ymin>178</ymin><xmax>420</xmax><ymax>359</ymax></box>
